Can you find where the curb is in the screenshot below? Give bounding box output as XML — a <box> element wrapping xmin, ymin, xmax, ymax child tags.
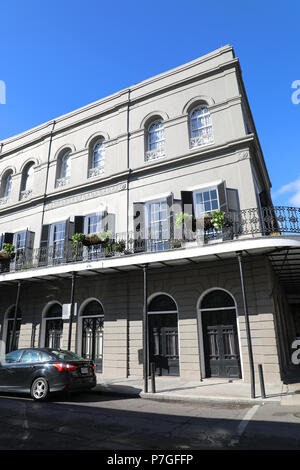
<box><xmin>139</xmin><ymin>391</ymin><xmax>266</xmax><ymax>406</ymax></box>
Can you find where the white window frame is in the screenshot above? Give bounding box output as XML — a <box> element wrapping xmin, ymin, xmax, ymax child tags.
<box><xmin>189</xmin><ymin>105</ymin><xmax>214</xmax><ymax>149</ymax></box>
<box><xmin>145</xmin><ymin>120</ymin><xmax>165</xmax><ymax>162</ymax></box>
<box><xmin>193</xmin><ymin>186</ymin><xmax>219</xmax><ymax>217</ymax></box>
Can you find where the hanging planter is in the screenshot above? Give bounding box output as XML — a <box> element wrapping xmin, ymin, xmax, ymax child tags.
<box><xmin>0</xmin><ymin>243</ymin><xmax>15</xmax><ymax>261</ymax></box>
<box><xmin>83</xmin><ymin>231</ymin><xmax>112</xmax><ymax>247</ymax></box>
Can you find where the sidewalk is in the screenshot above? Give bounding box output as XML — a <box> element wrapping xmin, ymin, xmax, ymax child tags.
<box><xmin>94</xmin><ymin>375</ymin><xmax>300</xmax><ymax>406</ymax></box>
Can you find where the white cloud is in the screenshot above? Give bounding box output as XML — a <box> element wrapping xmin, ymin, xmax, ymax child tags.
<box><xmin>275</xmin><ymin>177</ymin><xmax>300</xmax><ymax>206</ymax></box>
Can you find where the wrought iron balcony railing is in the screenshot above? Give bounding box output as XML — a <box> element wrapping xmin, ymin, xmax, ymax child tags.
<box><xmin>0</xmin><ymin>206</ymin><xmax>299</xmax><ymax>274</ymax></box>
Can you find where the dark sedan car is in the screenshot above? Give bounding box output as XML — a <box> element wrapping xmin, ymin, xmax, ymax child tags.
<box><xmin>0</xmin><ymin>348</ymin><xmax>97</xmax><ymax>401</ymax></box>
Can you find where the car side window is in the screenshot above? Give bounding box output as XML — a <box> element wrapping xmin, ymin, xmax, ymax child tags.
<box><xmin>4</xmin><ymin>350</ymin><xmax>23</xmax><ymax>363</ymax></box>
<box><xmin>20</xmin><ymin>350</ymin><xmax>41</xmax><ymax>363</ymax></box>
<box><xmin>40</xmin><ymin>352</ymin><xmax>53</xmax><ymax>362</ymax></box>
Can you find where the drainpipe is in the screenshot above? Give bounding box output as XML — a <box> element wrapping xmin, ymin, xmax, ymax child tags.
<box><xmin>41</xmin><ymin>120</ymin><xmax>55</xmax><ymax>228</ymax></box>
<box><xmin>237</xmin><ymin>251</ymin><xmax>255</xmax><ymax>399</ymax></box>
<box><xmin>11</xmin><ymin>281</ymin><xmax>21</xmax><ymax>351</ymax></box>
<box><xmin>67</xmin><ymin>272</ymin><xmax>76</xmax><ymax>351</ymax></box>
<box><xmin>142</xmin><ymin>264</ymin><xmax>148</xmax><ymax>393</ymax></box>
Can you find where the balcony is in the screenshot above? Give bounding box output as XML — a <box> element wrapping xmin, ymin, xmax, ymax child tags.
<box><xmin>0</xmin><ymin>206</ymin><xmax>299</xmax><ymax>275</ymax></box>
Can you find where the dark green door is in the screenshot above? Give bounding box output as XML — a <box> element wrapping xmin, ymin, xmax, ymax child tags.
<box><xmin>202</xmin><ymin>309</ymin><xmax>241</xmax><ymax>379</ymax></box>
<box><xmin>149</xmin><ymin>313</ymin><xmax>179</xmax><ymax>376</ymax></box>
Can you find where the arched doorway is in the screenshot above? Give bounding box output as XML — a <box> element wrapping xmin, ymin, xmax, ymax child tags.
<box><xmin>81</xmin><ymin>300</ymin><xmax>104</xmax><ymax>373</ymax></box>
<box><xmin>199</xmin><ymin>289</ymin><xmax>241</xmax><ymax>379</ymax></box>
<box><xmin>44</xmin><ymin>303</ymin><xmax>63</xmax><ymax>349</ymax></box>
<box><xmin>148</xmin><ymin>294</ymin><xmax>179</xmax><ymax>376</ymax></box>
<box><xmin>5</xmin><ymin>306</ymin><xmax>22</xmax><ymax>353</ymax></box>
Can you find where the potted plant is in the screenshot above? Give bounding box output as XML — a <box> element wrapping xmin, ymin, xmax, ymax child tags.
<box><xmin>0</xmin><ymin>243</ymin><xmax>15</xmax><ymax>261</ymax></box>
<box><xmin>71</xmin><ymin>233</ymin><xmax>85</xmax><ymax>259</ymax></box>
<box><xmin>171</xmin><ymin>239</ymin><xmax>182</xmax><ymax>249</ymax></box>
<box><xmin>112</xmin><ymin>240</ymin><xmax>126</xmax><ymax>254</ymax></box>
<box><xmin>211</xmin><ymin>210</ymin><xmax>225</xmax><ymax>230</ymax></box>
<box><xmin>82</xmin><ymin>230</ymin><xmax>112</xmax><ymax>246</ymax></box>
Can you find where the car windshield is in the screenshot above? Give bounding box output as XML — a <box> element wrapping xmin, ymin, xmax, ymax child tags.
<box><xmin>48</xmin><ymin>350</ymin><xmax>85</xmax><ymax>361</ymax></box>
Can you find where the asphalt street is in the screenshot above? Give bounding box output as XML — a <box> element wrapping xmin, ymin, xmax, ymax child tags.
<box><xmin>0</xmin><ymin>390</ymin><xmax>300</xmax><ymax>451</ymax></box>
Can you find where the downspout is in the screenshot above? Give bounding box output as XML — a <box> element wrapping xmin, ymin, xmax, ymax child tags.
<box><xmin>41</xmin><ymin>120</ymin><xmax>55</xmax><ymax>228</ymax></box>
<box><xmin>237</xmin><ymin>251</ymin><xmax>255</xmax><ymax>399</ymax></box>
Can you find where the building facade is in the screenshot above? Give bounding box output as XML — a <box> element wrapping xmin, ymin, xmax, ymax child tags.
<box><xmin>0</xmin><ymin>45</ymin><xmax>300</xmax><ymax>387</ymax></box>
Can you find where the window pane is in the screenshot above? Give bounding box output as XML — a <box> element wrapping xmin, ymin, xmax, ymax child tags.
<box><xmin>4</xmin><ymin>350</ymin><xmax>23</xmax><ymax>363</ymax></box>
<box><xmin>20</xmin><ymin>350</ymin><xmax>41</xmax><ymax>363</ymax></box>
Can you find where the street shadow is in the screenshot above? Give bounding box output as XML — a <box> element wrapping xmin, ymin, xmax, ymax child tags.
<box><xmin>1</xmin><ymin>393</ymin><xmax>300</xmax><ymax>450</ymax></box>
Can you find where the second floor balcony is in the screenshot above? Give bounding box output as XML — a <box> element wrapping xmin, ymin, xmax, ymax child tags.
<box><xmin>0</xmin><ymin>206</ymin><xmax>299</xmax><ymax>276</ymax></box>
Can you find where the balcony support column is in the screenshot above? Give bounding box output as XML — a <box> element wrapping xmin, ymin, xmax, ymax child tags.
<box><xmin>142</xmin><ymin>264</ymin><xmax>148</xmax><ymax>393</ymax></box>
<box><xmin>236</xmin><ymin>251</ymin><xmax>255</xmax><ymax>399</ymax></box>
<box><xmin>11</xmin><ymin>281</ymin><xmax>21</xmax><ymax>352</ymax></box>
<box><xmin>67</xmin><ymin>272</ymin><xmax>76</xmax><ymax>351</ymax></box>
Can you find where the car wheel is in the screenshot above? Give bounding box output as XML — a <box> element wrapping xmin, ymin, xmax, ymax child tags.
<box><xmin>30</xmin><ymin>377</ymin><xmax>50</xmax><ymax>401</ymax></box>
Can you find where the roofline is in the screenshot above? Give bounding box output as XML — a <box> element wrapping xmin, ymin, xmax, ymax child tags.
<box><xmin>0</xmin><ymin>45</ymin><xmax>234</xmax><ymax>146</ymax></box>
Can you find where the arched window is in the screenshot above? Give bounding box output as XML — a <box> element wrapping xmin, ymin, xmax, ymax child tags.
<box><xmin>56</xmin><ymin>151</ymin><xmax>71</xmax><ymax>188</ymax></box>
<box><xmin>0</xmin><ymin>170</ymin><xmax>13</xmax><ymax>205</ymax></box>
<box><xmin>145</xmin><ymin>120</ymin><xmax>165</xmax><ymax>162</ymax></box>
<box><xmin>189</xmin><ymin>105</ymin><xmax>213</xmax><ymax>148</ymax></box>
<box><xmin>20</xmin><ymin>162</ymin><xmax>35</xmax><ymax>201</ymax></box>
<box><xmin>148</xmin><ymin>294</ymin><xmax>177</xmax><ymax>312</ymax></box>
<box><xmin>89</xmin><ymin>139</ymin><xmax>105</xmax><ymax>178</ymax></box>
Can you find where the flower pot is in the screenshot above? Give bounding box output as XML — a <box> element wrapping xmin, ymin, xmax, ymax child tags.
<box><xmin>204</xmin><ymin>217</ymin><xmax>213</xmax><ymax>231</ymax></box>
<box><xmin>0</xmin><ymin>251</ymin><xmax>15</xmax><ymax>261</ymax></box>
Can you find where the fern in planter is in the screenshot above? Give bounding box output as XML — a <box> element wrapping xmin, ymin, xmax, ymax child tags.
<box><xmin>0</xmin><ymin>243</ymin><xmax>15</xmax><ymax>260</ymax></box>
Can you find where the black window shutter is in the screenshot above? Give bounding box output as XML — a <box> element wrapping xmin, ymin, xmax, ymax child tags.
<box><xmin>180</xmin><ymin>191</ymin><xmax>195</xmax><ymax>235</ymax></box>
<box><xmin>3</xmin><ymin>232</ymin><xmax>14</xmax><ymax>245</ymax></box>
<box><xmin>226</xmin><ymin>188</ymin><xmax>240</xmax><ymax>237</ymax></box>
<box><xmin>166</xmin><ymin>193</ymin><xmax>174</xmax><ymax>240</ymax></box>
<box><xmin>74</xmin><ymin>216</ymin><xmax>84</xmax><ymax>234</ymax></box>
<box><xmin>39</xmin><ymin>225</ymin><xmax>49</xmax><ymax>266</ymax></box>
<box><xmin>133</xmin><ymin>202</ymin><xmax>145</xmax><ymax>252</ymax></box>
<box><xmin>217</xmin><ymin>182</ymin><xmax>227</xmax><ymax>212</ymax></box>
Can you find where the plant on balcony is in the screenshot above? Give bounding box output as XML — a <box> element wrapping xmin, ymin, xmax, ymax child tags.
<box><xmin>171</xmin><ymin>239</ymin><xmax>182</xmax><ymax>249</ymax></box>
<box><xmin>211</xmin><ymin>210</ymin><xmax>225</xmax><ymax>230</ymax></box>
<box><xmin>112</xmin><ymin>240</ymin><xmax>126</xmax><ymax>253</ymax></box>
<box><xmin>83</xmin><ymin>230</ymin><xmax>112</xmax><ymax>247</ymax></box>
<box><xmin>0</xmin><ymin>243</ymin><xmax>15</xmax><ymax>261</ymax></box>
<box><xmin>71</xmin><ymin>233</ymin><xmax>85</xmax><ymax>259</ymax></box>
<box><xmin>71</xmin><ymin>233</ymin><xmax>85</xmax><ymax>248</ymax></box>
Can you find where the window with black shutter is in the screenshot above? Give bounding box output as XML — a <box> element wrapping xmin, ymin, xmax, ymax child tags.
<box><xmin>133</xmin><ymin>202</ymin><xmax>145</xmax><ymax>252</ymax></box>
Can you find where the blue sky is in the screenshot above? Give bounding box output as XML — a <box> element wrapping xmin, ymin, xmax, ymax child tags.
<box><xmin>0</xmin><ymin>0</ymin><xmax>299</xmax><ymax>205</ymax></box>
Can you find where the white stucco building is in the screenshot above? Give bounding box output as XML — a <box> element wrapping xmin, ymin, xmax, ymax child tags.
<box><xmin>0</xmin><ymin>45</ymin><xmax>299</xmax><ymax>390</ymax></box>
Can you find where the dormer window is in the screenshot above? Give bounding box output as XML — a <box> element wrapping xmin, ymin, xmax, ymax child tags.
<box><xmin>145</xmin><ymin>120</ymin><xmax>165</xmax><ymax>162</ymax></box>
<box><xmin>189</xmin><ymin>105</ymin><xmax>214</xmax><ymax>148</ymax></box>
